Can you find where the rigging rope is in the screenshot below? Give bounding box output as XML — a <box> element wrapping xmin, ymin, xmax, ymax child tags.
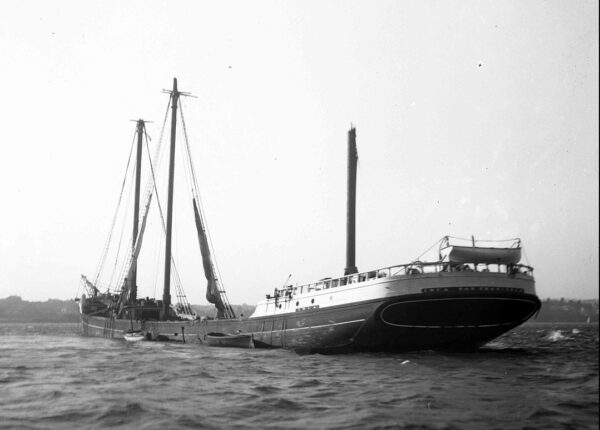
<box><xmin>93</xmin><ymin>129</ymin><xmax>137</xmax><ymax>288</ymax></box>
<box><xmin>129</xmin><ymin>102</ymin><xmax>192</xmax><ymax>314</ymax></box>
<box><xmin>180</xmin><ymin>100</ymin><xmax>236</xmax><ymax>318</ymax></box>
<box><xmin>111</xmin><ymin>99</ymin><xmax>171</xmax><ymax>294</ymax></box>
<box><xmin>107</xmin><ymin>174</ymin><xmax>134</xmax><ymax>288</ymax></box>
<box><xmin>94</xmin><ymin>92</ymin><xmax>227</xmax><ymax>319</ymax></box>
<box><xmin>152</xmin><ymin>231</ymin><xmax>163</xmax><ymax>300</ymax></box>
<box><xmin>413</xmin><ymin>236</ymin><xmax>446</xmax><ymax>262</ymax></box>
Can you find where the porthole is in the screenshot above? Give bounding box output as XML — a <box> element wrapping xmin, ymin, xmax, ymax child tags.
<box><xmin>311</xmin><ymin>298</ymin><xmax>314</xmax><ymax>304</ymax></box>
<box><xmin>296</xmin><ymin>301</ymin><xmax>299</xmax><ymax>306</ymax></box>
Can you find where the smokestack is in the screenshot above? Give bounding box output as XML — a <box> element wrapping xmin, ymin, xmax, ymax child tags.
<box><xmin>344</xmin><ymin>126</ymin><xmax>358</xmax><ymax>275</ymax></box>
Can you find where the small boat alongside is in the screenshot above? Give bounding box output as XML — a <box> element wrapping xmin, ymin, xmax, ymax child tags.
<box><xmin>204</xmin><ymin>333</ymin><xmax>254</xmax><ymax>348</ymax></box>
<box><xmin>123</xmin><ymin>330</ymin><xmax>145</xmax><ymax>342</ymax></box>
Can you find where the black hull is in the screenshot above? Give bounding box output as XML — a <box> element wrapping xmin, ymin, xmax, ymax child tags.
<box><xmin>81</xmin><ymin>291</ymin><xmax>540</xmax><ymax>353</ymax></box>
<box><xmin>352</xmin><ymin>293</ymin><xmax>540</xmax><ymax>352</ymax></box>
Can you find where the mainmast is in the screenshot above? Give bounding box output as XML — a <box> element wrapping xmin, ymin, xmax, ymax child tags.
<box><xmin>344</xmin><ymin>126</ymin><xmax>359</xmax><ymax>275</ymax></box>
<box><xmin>129</xmin><ymin>119</ymin><xmax>145</xmax><ymax>302</ymax></box>
<box><xmin>162</xmin><ymin>78</ymin><xmax>180</xmax><ymax>319</ymax></box>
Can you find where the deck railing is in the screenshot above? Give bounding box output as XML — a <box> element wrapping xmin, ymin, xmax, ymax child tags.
<box><xmin>271</xmin><ymin>262</ymin><xmax>534</xmax><ymax>299</ymax></box>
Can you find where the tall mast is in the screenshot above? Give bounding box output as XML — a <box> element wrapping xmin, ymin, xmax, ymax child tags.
<box><xmin>344</xmin><ymin>126</ymin><xmax>359</xmax><ymax>275</ymax></box>
<box><xmin>130</xmin><ymin>119</ymin><xmax>145</xmax><ymax>302</ymax></box>
<box><xmin>162</xmin><ymin>78</ymin><xmax>180</xmax><ymax>318</ymax></box>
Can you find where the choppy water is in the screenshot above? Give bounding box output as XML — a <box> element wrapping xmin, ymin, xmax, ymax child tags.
<box><xmin>0</xmin><ymin>323</ymin><xmax>597</xmax><ymax>430</ymax></box>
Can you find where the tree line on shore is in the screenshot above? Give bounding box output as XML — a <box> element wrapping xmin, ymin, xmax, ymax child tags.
<box><xmin>0</xmin><ymin>295</ymin><xmax>597</xmax><ymax>323</ymax></box>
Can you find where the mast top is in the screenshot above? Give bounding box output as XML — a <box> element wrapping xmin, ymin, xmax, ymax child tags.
<box><xmin>130</xmin><ymin>119</ymin><xmax>152</xmax><ymax>128</ymax></box>
<box><xmin>162</xmin><ymin>77</ymin><xmax>194</xmax><ymax>98</ymax></box>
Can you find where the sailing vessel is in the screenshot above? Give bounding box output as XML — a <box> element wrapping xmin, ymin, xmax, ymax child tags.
<box><xmin>78</xmin><ymin>78</ymin><xmax>541</xmax><ymax>353</ymax></box>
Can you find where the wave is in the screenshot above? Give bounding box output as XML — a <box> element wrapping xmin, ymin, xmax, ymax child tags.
<box><xmin>0</xmin><ymin>322</ymin><xmax>597</xmax><ymax>429</ymax></box>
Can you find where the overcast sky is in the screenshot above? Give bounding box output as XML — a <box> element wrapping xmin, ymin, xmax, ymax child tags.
<box><xmin>1</xmin><ymin>1</ymin><xmax>598</xmax><ymax>306</ymax></box>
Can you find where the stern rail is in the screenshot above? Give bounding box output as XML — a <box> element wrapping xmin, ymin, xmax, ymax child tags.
<box><xmin>275</xmin><ymin>262</ymin><xmax>533</xmax><ymax>298</ymax></box>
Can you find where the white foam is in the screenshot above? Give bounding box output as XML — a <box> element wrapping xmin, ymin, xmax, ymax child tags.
<box><xmin>546</xmin><ymin>330</ymin><xmax>565</xmax><ymax>341</ymax></box>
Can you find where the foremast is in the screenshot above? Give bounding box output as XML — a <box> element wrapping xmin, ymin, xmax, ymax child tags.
<box><xmin>120</xmin><ymin>119</ymin><xmax>153</xmax><ymax>316</ymax></box>
<box><xmin>129</xmin><ymin>119</ymin><xmax>145</xmax><ymax>303</ymax></box>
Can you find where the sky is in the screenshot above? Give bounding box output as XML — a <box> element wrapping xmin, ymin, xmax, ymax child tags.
<box><xmin>0</xmin><ymin>0</ymin><xmax>598</xmax><ymax>306</ymax></box>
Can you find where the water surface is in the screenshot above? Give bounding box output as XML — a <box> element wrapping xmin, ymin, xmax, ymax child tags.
<box><xmin>0</xmin><ymin>322</ymin><xmax>597</xmax><ymax>429</ymax></box>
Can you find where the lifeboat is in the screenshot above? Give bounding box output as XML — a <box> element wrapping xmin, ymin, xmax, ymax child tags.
<box><xmin>441</xmin><ymin>245</ymin><xmax>522</xmax><ymax>265</ymax></box>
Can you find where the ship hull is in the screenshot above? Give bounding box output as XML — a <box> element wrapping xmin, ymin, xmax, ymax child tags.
<box><xmin>80</xmin><ymin>271</ymin><xmax>541</xmax><ymax>353</ymax></box>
